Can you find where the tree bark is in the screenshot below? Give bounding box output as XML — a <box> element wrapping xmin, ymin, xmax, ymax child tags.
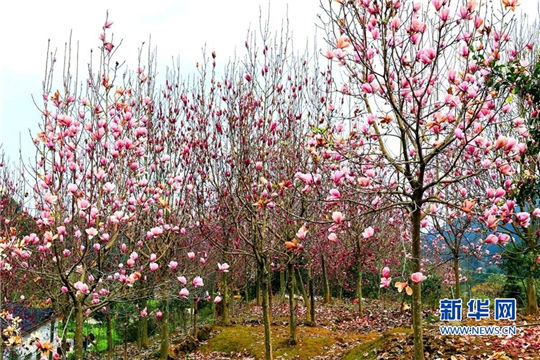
<box><xmin>295</xmin><ymin>267</ymin><xmax>309</xmax><ymax>309</ymax></box>
<box><xmin>279</xmin><ymin>269</ymin><xmax>286</xmax><ymax>301</ymax></box>
<box><xmin>308</xmin><ymin>265</ymin><xmax>316</xmax><ymax>326</ymax></box>
<box><xmin>49</xmin><ymin>312</ymin><xmax>56</xmax><ymax>360</ymax></box>
<box><xmin>527</xmin><ymin>275</ymin><xmax>538</xmax><ymax>314</ymax></box>
<box><xmin>192</xmin><ymin>299</ymin><xmax>199</xmax><ymax>339</ymax></box>
<box><xmin>356</xmin><ymin>262</ymin><xmax>363</xmax><ymax>316</ymax></box>
<box><xmin>159</xmin><ymin>299</ymin><xmax>169</xmax><ymax>360</ymax></box>
<box><xmin>453</xmin><ymin>255</ymin><xmax>461</xmax><ymax>299</ymax></box>
<box><xmin>287</xmin><ymin>262</ymin><xmax>297</xmax><ymax>345</ymax></box>
<box><xmin>321</xmin><ymin>255</ymin><xmax>331</xmax><ymax>304</ymax></box>
<box><xmin>256</xmin><ymin>267</ymin><xmax>262</xmax><ymax>307</ymax></box>
<box><xmin>222</xmin><ymin>273</ymin><xmax>231</xmax><ymax>325</ymax></box>
<box><xmin>106</xmin><ymin>311</ymin><xmax>113</xmax><ymax>360</ymax></box>
<box><xmin>268</xmin><ymin>274</ymin><xmax>273</xmax><ymax>323</ymax></box>
<box><xmin>260</xmin><ymin>260</ymin><xmax>273</xmax><ymax>360</ymax></box>
<box><xmin>411</xmin><ymin>204</ymin><xmax>424</xmax><ymax>360</ymax></box>
<box><xmin>141</xmin><ymin>299</ymin><xmax>149</xmax><ymax>348</ymax></box>
<box><xmin>74</xmin><ymin>301</ymin><xmax>84</xmax><ymax>360</ymax></box>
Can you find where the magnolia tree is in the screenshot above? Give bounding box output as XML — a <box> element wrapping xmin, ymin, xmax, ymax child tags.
<box><xmin>321</xmin><ymin>0</ymin><xmax>526</xmax><ymax>357</ymax></box>
<box><xmin>24</xmin><ymin>20</ymin><xmax>213</xmax><ymax>360</ymax></box>
<box><xmin>425</xmin><ymin>178</ymin><xmax>488</xmax><ymax>298</ymax></box>
<box><xmin>484</xmin><ymin>30</ymin><xmax>539</xmax><ymax>313</ymax></box>
<box><xmin>200</xmin><ymin>21</ymin><xmax>335</xmax><ymax>357</ymax></box>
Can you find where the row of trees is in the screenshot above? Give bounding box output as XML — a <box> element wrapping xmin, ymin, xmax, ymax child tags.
<box><xmin>1</xmin><ymin>1</ymin><xmax>538</xmax><ymax>360</ymax></box>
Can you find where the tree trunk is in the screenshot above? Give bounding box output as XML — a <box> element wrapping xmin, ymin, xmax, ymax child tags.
<box><xmin>192</xmin><ymin>299</ymin><xmax>198</xmax><ymax>339</ymax></box>
<box><xmin>321</xmin><ymin>255</ymin><xmax>331</xmax><ymax>304</ymax></box>
<box><xmin>49</xmin><ymin>312</ymin><xmax>56</xmax><ymax>360</ymax></box>
<box><xmin>256</xmin><ymin>267</ymin><xmax>262</xmax><ymax>306</ymax></box>
<box><xmin>137</xmin><ymin>316</ymin><xmax>142</xmax><ymax>349</ymax></box>
<box><xmin>268</xmin><ymin>273</ymin><xmax>273</xmax><ymax>323</ymax></box>
<box><xmin>106</xmin><ymin>311</ymin><xmax>113</xmax><ymax>360</ymax></box>
<box><xmin>123</xmin><ymin>318</ymin><xmax>128</xmax><ymax>360</ymax></box>
<box><xmin>141</xmin><ymin>300</ymin><xmax>149</xmax><ymax>348</ymax></box>
<box><xmin>308</xmin><ymin>265</ymin><xmax>316</xmax><ymax>326</ymax></box>
<box><xmin>74</xmin><ymin>301</ymin><xmax>84</xmax><ymax>360</ymax></box>
<box><xmin>453</xmin><ymin>255</ymin><xmax>461</xmax><ymax>299</ymax></box>
<box><xmin>287</xmin><ymin>262</ymin><xmax>297</xmax><ymax>345</ymax></box>
<box><xmin>181</xmin><ymin>306</ymin><xmax>188</xmax><ymax>334</ymax></box>
<box><xmin>527</xmin><ymin>275</ymin><xmax>538</xmax><ymax>314</ymax></box>
<box><xmin>159</xmin><ymin>299</ymin><xmax>169</xmax><ymax>360</ymax></box>
<box><xmin>222</xmin><ymin>273</ymin><xmax>231</xmax><ymax>325</ymax></box>
<box><xmin>260</xmin><ymin>261</ymin><xmax>273</xmax><ymax>360</ymax></box>
<box><xmin>279</xmin><ymin>269</ymin><xmax>286</xmax><ymax>301</ymax></box>
<box><xmin>411</xmin><ymin>205</ymin><xmax>424</xmax><ymax>360</ymax></box>
<box><xmin>356</xmin><ymin>261</ymin><xmax>363</xmax><ymax>316</ymax></box>
<box><xmin>295</xmin><ymin>267</ymin><xmax>309</xmax><ymax>309</ymax></box>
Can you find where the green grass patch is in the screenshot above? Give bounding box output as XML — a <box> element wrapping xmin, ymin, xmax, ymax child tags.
<box><xmin>199</xmin><ymin>324</ymin><xmax>370</xmax><ymax>359</ymax></box>
<box><xmin>343</xmin><ymin>327</ymin><xmax>412</xmax><ymax>360</ymax></box>
<box><xmin>199</xmin><ymin>324</ymin><xmax>256</xmax><ymax>354</ymax></box>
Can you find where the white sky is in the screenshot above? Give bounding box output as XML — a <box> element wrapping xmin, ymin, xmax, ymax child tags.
<box><xmin>0</xmin><ymin>0</ymin><xmax>538</xmax><ymax>163</ymax></box>
<box><xmin>0</xmin><ymin>0</ymin><xmax>323</xmax><ymax>162</ymax></box>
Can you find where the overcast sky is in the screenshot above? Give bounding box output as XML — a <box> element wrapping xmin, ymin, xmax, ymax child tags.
<box><xmin>0</xmin><ymin>0</ymin><xmax>538</xmax><ymax>163</ymax></box>
<box><xmin>0</xmin><ymin>0</ymin><xmax>322</xmax><ymax>162</ymax></box>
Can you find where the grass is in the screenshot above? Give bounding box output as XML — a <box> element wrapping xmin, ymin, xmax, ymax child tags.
<box><xmin>343</xmin><ymin>327</ymin><xmax>412</xmax><ymax>360</ymax></box>
<box><xmin>58</xmin><ymin>321</ymin><xmax>123</xmax><ymax>353</ymax></box>
<box><xmin>198</xmin><ymin>324</ymin><xmax>370</xmax><ymax>359</ymax></box>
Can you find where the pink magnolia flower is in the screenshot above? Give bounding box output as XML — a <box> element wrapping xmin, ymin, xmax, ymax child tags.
<box><xmin>135</xmin><ymin>127</ymin><xmax>147</xmax><ymax>137</ymax></box>
<box><xmin>74</xmin><ymin>281</ymin><xmax>89</xmax><ymax>294</ymax></box>
<box><xmin>296</xmin><ymin>226</ymin><xmax>308</xmax><ymax>240</ymax></box>
<box><xmin>93</xmin><ymin>243</ymin><xmax>101</xmax><ymax>251</ymax></box>
<box><xmin>149</xmin><ymin>262</ymin><xmax>159</xmax><ymax>271</ymax></box>
<box><xmin>498</xmin><ymin>234</ymin><xmax>511</xmax><ymax>244</ymax></box>
<box><xmin>432</xmin><ymin>0</ymin><xmax>444</xmax><ymax>11</ymax></box>
<box><xmin>200</xmin><ymin>257</ymin><xmax>206</xmax><ymax>265</ymax></box>
<box><xmin>150</xmin><ymin>253</ymin><xmax>157</xmax><ymax>261</ymax></box>
<box><xmin>177</xmin><ymin>276</ymin><xmax>187</xmax><ymax>285</ymax></box>
<box><xmin>85</xmin><ymin>227</ymin><xmax>98</xmax><ymax>239</ymax></box>
<box><xmin>156</xmin><ymin>311</ymin><xmax>163</xmax><ymax>319</ymax></box>
<box><xmin>67</xmin><ymin>183</ymin><xmax>78</xmax><ymax>193</ymax></box>
<box><xmin>533</xmin><ymin>208</ymin><xmax>540</xmax><ymax>217</ymax></box>
<box><xmin>187</xmin><ymin>252</ymin><xmax>195</xmax><ymax>260</ymax></box>
<box><xmin>380</xmin><ymin>277</ymin><xmax>392</xmax><ymax>288</ymax></box>
<box><xmin>179</xmin><ymin>288</ymin><xmax>190</xmax><ymax>298</ymax></box>
<box><xmin>516</xmin><ymin>212</ymin><xmax>531</xmax><ymax>227</ymax></box>
<box><xmin>214</xmin><ymin>296</ymin><xmax>223</xmax><ymax>304</ymax></box>
<box><xmin>61</xmin><ymin>286</ymin><xmax>69</xmax><ymax>293</ymax></box>
<box><xmin>332</xmin><ymin>170</ymin><xmax>344</xmax><ymax>184</ymax></box>
<box><xmin>486</xmin><ymin>215</ymin><xmax>499</xmax><ymax>229</ymax></box>
<box><xmin>328</xmin><ymin>233</ymin><xmax>338</xmax><ymax>242</ymax></box>
<box><xmin>169</xmin><ymin>261</ymin><xmax>178</xmax><ymax>270</ymax></box>
<box><xmin>329</xmin><ymin>188</ymin><xmax>341</xmax><ymax>199</ymax></box>
<box><xmin>495</xmin><ymin>188</ymin><xmax>506</xmax><ymax>198</ymax></box>
<box><xmin>439</xmin><ymin>7</ymin><xmax>450</xmax><ymax>22</ymax></box>
<box><xmin>255</xmin><ymin>161</ymin><xmax>263</xmax><ymax>171</ymax></box>
<box><xmin>411</xmin><ymin>272</ymin><xmax>427</xmax><ymax>284</ymax></box>
<box><xmin>484</xmin><ymin>234</ymin><xmax>498</xmax><ymax>244</ymax></box>
<box><xmin>192</xmin><ymin>276</ymin><xmax>204</xmax><ymax>288</ymax></box>
<box><xmin>362</xmin><ymin>226</ymin><xmax>374</xmax><ymax>239</ymax></box>
<box><xmin>332</xmin><ymin>211</ymin><xmax>344</xmax><ymax>224</ymax></box>
<box><xmin>140</xmin><ymin>307</ymin><xmax>147</xmax><ymax>317</ymax></box>
<box><xmin>382</xmin><ymin>267</ymin><xmax>390</xmax><ymax>279</ymax></box>
<box><xmin>103</xmin><ymin>182</ymin><xmax>115</xmax><ymax>193</ymax></box>
<box><xmin>218</xmin><ymin>263</ymin><xmax>230</xmax><ymax>272</ymax></box>
<box><xmin>78</xmin><ymin>198</ymin><xmax>90</xmax><ymax>210</ymax></box>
